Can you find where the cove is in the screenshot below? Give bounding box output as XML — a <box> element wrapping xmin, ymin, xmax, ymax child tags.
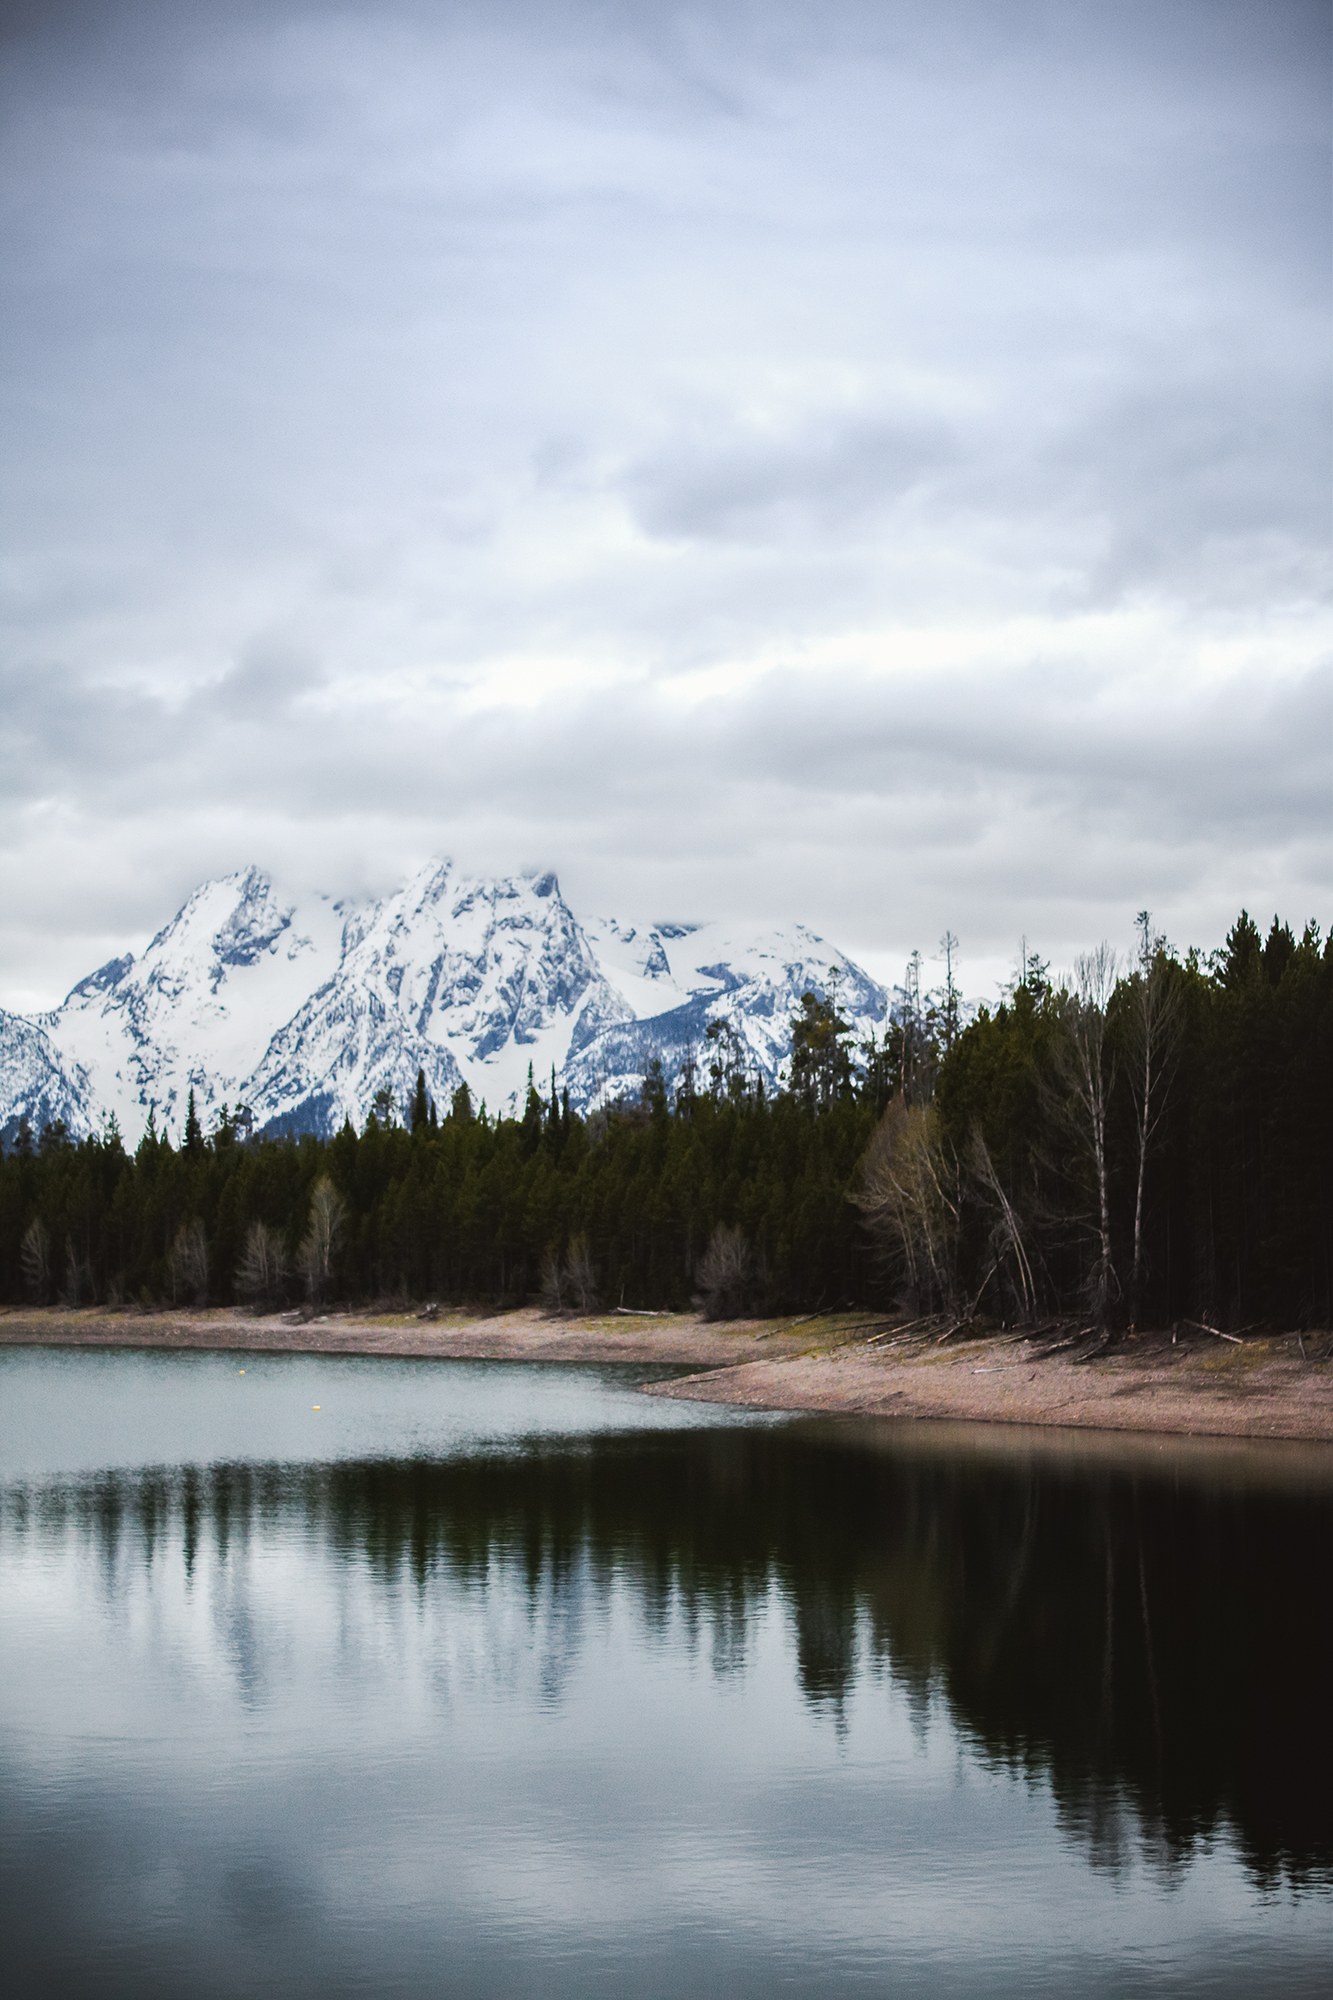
<box><xmin>1</xmin><ymin>1348</ymin><xmax>1330</xmax><ymax>1997</ymax></box>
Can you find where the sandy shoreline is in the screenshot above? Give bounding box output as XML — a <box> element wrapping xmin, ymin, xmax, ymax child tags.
<box><xmin>2</xmin><ymin>1303</ymin><xmax>1330</xmax><ymax>1444</ymax></box>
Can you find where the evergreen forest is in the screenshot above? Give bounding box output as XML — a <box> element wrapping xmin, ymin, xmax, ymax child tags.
<box><xmin>2</xmin><ymin>911</ymin><xmax>1329</xmax><ymax>1332</ymax></box>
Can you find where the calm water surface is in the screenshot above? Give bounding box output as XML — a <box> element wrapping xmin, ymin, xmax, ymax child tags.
<box><xmin>1</xmin><ymin>1347</ymin><xmax>1330</xmax><ymax>1996</ymax></box>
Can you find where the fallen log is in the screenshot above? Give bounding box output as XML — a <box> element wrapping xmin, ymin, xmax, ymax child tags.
<box><xmin>1182</xmin><ymin>1317</ymin><xmax>1243</xmax><ymax>1345</ymax></box>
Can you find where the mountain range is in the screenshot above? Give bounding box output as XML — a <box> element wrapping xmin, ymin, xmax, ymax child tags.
<box><xmin>0</xmin><ymin>862</ymin><xmax>890</xmax><ymax>1146</ymax></box>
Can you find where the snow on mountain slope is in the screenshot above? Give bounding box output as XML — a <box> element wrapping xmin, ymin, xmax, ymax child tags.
<box><xmin>0</xmin><ymin>860</ymin><xmax>892</xmax><ymax>1142</ymax></box>
<box><xmin>242</xmin><ymin>860</ymin><xmax>630</xmax><ymax>1133</ymax></box>
<box><xmin>576</xmin><ymin>915</ymin><xmax>687</xmax><ymax>1017</ymax></box>
<box><xmin>0</xmin><ymin>1013</ymin><xmax>95</xmax><ymax>1147</ymax></box>
<box><xmin>38</xmin><ymin>866</ymin><xmax>346</xmax><ymax>1140</ymax></box>
<box><xmin>563</xmin><ymin>914</ymin><xmax>889</xmax><ymax>1107</ymax></box>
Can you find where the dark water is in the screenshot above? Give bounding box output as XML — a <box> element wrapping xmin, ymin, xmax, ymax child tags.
<box><xmin>1</xmin><ymin>1350</ymin><xmax>1330</xmax><ymax>1997</ymax></box>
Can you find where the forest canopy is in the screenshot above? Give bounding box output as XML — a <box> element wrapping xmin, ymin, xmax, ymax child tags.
<box><xmin>2</xmin><ymin>912</ymin><xmax>1328</xmax><ymax>1330</ymax></box>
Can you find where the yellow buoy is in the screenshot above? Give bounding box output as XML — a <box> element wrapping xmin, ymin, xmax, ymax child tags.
<box><xmin>313</xmin><ymin>1405</ymin><xmax>321</xmax><ymax>1411</ymax></box>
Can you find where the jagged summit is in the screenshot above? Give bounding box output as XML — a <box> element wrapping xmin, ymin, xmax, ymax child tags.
<box><xmin>0</xmin><ymin>861</ymin><xmax>889</xmax><ymax>1145</ymax></box>
<box><xmin>23</xmin><ymin>865</ymin><xmax>347</xmax><ymax>1145</ymax></box>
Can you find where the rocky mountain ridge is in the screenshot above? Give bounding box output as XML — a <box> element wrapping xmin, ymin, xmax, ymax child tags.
<box><xmin>0</xmin><ymin>861</ymin><xmax>890</xmax><ymax>1145</ymax></box>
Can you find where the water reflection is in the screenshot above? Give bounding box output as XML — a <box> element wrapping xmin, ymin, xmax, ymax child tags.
<box><xmin>6</xmin><ymin>1418</ymin><xmax>1330</xmax><ymax>1889</ymax></box>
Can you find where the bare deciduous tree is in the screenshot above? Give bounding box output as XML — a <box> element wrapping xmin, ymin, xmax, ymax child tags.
<box><xmin>538</xmin><ymin>1235</ymin><xmax>600</xmax><ymax>1314</ymax></box>
<box><xmin>169</xmin><ymin>1218</ymin><xmax>209</xmax><ymax>1306</ymax></box>
<box><xmin>563</xmin><ymin>1233</ymin><xmax>599</xmax><ymax>1313</ymax></box>
<box><xmin>1126</xmin><ymin>912</ymin><xmax>1182</xmax><ymax>1326</ymax></box>
<box><xmin>1055</xmin><ymin>943</ymin><xmax>1118</xmax><ymax>1328</ymax></box>
<box><xmin>541</xmin><ymin>1235</ymin><xmax>600</xmax><ymax>1313</ymax></box>
<box><xmin>538</xmin><ymin>1248</ymin><xmax>565</xmax><ymax>1313</ymax></box>
<box><xmin>299</xmin><ymin>1177</ymin><xmax>346</xmax><ymax>1302</ymax></box>
<box><xmin>695</xmin><ymin>1223</ymin><xmax>754</xmax><ymax>1321</ymax></box>
<box><xmin>62</xmin><ymin>1235</ymin><xmax>92</xmax><ymax>1307</ymax></box>
<box><xmin>236</xmin><ymin>1219</ymin><xmax>290</xmax><ymax>1307</ymax></box>
<box><xmin>967</xmin><ymin>1128</ymin><xmax>1038</xmax><ymax>1323</ymax></box>
<box><xmin>855</xmin><ymin>1098</ymin><xmax>960</xmax><ymax>1311</ymax></box>
<box><xmin>20</xmin><ymin>1216</ymin><xmax>50</xmax><ymax>1303</ymax></box>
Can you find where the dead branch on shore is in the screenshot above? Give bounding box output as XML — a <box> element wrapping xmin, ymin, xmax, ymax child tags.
<box><xmin>862</xmin><ymin>1315</ymin><xmax>938</xmax><ymax>1347</ymax></box>
<box><xmin>1181</xmin><ymin>1317</ymin><xmax>1243</xmax><ymax>1345</ymax></box>
<box><xmin>1029</xmin><ymin>1321</ymin><xmax>1095</xmax><ymax>1358</ymax></box>
<box><xmin>935</xmin><ymin>1316</ymin><xmax>985</xmax><ymax>1344</ymax></box>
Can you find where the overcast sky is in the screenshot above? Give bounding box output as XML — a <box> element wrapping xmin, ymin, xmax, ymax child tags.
<box><xmin>2</xmin><ymin>0</ymin><xmax>1329</xmax><ymax>1012</ymax></box>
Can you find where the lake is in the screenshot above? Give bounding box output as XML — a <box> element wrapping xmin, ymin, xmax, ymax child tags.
<box><xmin>1</xmin><ymin>1347</ymin><xmax>1330</xmax><ymax>1996</ymax></box>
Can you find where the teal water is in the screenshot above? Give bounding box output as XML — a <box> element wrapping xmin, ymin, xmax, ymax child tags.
<box><xmin>1</xmin><ymin>1348</ymin><xmax>1330</xmax><ymax>1996</ymax></box>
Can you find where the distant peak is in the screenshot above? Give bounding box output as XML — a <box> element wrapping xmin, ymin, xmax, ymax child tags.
<box><xmin>65</xmin><ymin>954</ymin><xmax>133</xmax><ymax>1004</ymax></box>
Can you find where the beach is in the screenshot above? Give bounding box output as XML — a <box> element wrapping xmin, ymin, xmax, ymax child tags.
<box><xmin>2</xmin><ymin>1304</ymin><xmax>1329</xmax><ymax>1444</ymax></box>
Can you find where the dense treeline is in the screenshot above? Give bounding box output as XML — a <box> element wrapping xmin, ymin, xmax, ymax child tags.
<box><xmin>929</xmin><ymin>912</ymin><xmax>1333</xmax><ymax>1331</ymax></box>
<box><xmin>1</xmin><ymin>909</ymin><xmax>1328</xmax><ymax>1327</ymax></box>
<box><xmin>0</xmin><ymin>1066</ymin><xmax>879</xmax><ymax>1315</ymax></box>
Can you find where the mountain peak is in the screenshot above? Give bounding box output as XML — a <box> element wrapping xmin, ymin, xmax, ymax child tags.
<box><xmin>0</xmin><ymin>859</ymin><xmax>889</xmax><ymax>1143</ymax></box>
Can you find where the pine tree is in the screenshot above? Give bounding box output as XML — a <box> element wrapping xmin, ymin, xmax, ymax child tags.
<box><xmin>184</xmin><ymin>1088</ymin><xmax>202</xmax><ymax>1156</ymax></box>
<box><xmin>521</xmin><ymin>1064</ymin><xmax>545</xmax><ymax>1153</ymax></box>
<box><xmin>789</xmin><ymin>987</ymin><xmax>852</xmax><ymax>1111</ymax></box>
<box><xmin>412</xmin><ymin>1068</ymin><xmax>430</xmax><ymax>1134</ymax></box>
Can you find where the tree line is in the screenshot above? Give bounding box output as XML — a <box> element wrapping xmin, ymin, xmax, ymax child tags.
<box><xmin>877</xmin><ymin>911</ymin><xmax>1332</xmax><ymax>1333</ymax></box>
<box><xmin>1</xmin><ymin>909</ymin><xmax>1327</xmax><ymax>1329</ymax></box>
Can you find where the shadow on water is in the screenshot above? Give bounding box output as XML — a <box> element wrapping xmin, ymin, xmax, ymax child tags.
<box><xmin>7</xmin><ymin>1418</ymin><xmax>1331</xmax><ymax>1888</ymax></box>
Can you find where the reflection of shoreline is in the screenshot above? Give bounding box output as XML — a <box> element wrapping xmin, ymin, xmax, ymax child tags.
<box><xmin>3</xmin><ymin>1303</ymin><xmax>1332</xmax><ymax>1444</ymax></box>
<box><xmin>5</xmin><ymin>1421</ymin><xmax>1331</xmax><ymax>1885</ymax></box>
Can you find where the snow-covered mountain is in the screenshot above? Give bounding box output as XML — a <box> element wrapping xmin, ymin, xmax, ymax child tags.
<box><xmin>0</xmin><ymin>1012</ymin><xmax>93</xmax><ymax>1146</ymax></box>
<box><xmin>4</xmin><ymin>866</ymin><xmax>347</xmax><ymax>1146</ymax></box>
<box><xmin>0</xmin><ymin>861</ymin><xmax>890</xmax><ymax>1145</ymax></box>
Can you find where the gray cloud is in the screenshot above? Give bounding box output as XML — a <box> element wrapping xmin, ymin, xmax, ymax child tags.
<box><xmin>623</xmin><ymin>413</ymin><xmax>956</xmax><ymax>542</ymax></box>
<box><xmin>1</xmin><ymin>0</ymin><xmax>1328</xmax><ymax>1007</ymax></box>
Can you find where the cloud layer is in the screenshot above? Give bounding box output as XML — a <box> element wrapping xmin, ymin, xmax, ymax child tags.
<box><xmin>2</xmin><ymin>0</ymin><xmax>1329</xmax><ymax>1007</ymax></box>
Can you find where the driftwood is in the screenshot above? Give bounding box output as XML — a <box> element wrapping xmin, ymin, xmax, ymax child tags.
<box><xmin>863</xmin><ymin>1315</ymin><xmax>937</xmax><ymax>1348</ymax></box>
<box><xmin>1181</xmin><ymin>1317</ymin><xmax>1243</xmax><ymax>1345</ymax></box>
<box><xmin>1031</xmin><ymin>1323</ymin><xmax>1095</xmax><ymax>1358</ymax></box>
<box><xmin>611</xmin><ymin>1306</ymin><xmax>667</xmax><ymax>1318</ymax></box>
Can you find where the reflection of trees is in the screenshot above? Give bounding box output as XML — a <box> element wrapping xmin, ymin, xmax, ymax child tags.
<box><xmin>7</xmin><ymin>1429</ymin><xmax>1329</xmax><ymax>1886</ymax></box>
